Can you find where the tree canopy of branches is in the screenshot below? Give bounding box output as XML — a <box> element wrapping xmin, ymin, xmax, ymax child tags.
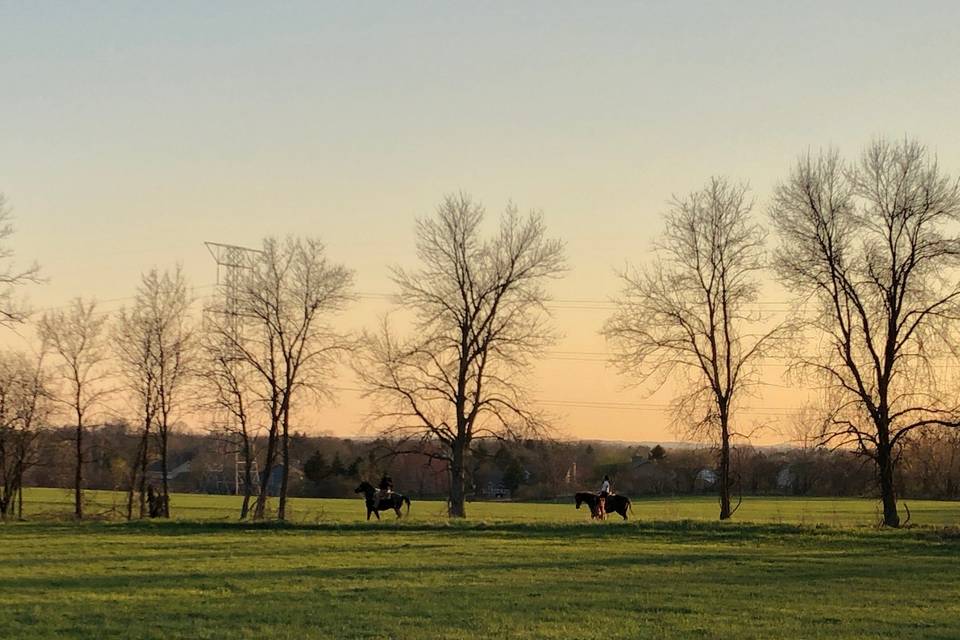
<box><xmin>38</xmin><ymin>298</ymin><xmax>111</xmax><ymax>519</ymax></box>
<box><xmin>604</xmin><ymin>178</ymin><xmax>778</xmax><ymax>520</ymax></box>
<box><xmin>0</xmin><ymin>194</ymin><xmax>41</xmax><ymax>327</ymax></box>
<box><xmin>206</xmin><ymin>237</ymin><xmax>353</xmax><ymax>520</ymax></box>
<box><xmin>0</xmin><ymin>349</ymin><xmax>50</xmax><ymax>519</ymax></box>
<box><xmin>770</xmin><ymin>137</ymin><xmax>960</xmax><ymax>527</ymax></box>
<box><xmin>116</xmin><ymin>267</ymin><xmax>194</xmax><ymax>518</ymax></box>
<box><xmin>357</xmin><ymin>194</ymin><xmax>565</xmax><ymax>518</ymax></box>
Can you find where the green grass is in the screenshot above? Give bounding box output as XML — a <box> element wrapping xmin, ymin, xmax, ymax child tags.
<box><xmin>4</xmin><ymin>489</ymin><xmax>960</xmax><ymax>639</ymax></box>
<box><xmin>18</xmin><ymin>486</ymin><xmax>960</xmax><ymax>527</ymax></box>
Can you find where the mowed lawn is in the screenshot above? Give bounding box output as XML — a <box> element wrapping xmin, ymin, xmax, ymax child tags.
<box><xmin>3</xmin><ymin>490</ymin><xmax>960</xmax><ymax>639</ymax></box>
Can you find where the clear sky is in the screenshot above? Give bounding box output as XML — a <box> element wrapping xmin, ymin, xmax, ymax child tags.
<box><xmin>2</xmin><ymin>1</ymin><xmax>959</xmax><ymax>442</ymax></box>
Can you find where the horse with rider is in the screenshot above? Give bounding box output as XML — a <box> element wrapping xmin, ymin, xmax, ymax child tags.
<box><xmin>575</xmin><ymin>474</ymin><xmax>633</xmax><ymax>520</ymax></box>
<box><xmin>355</xmin><ymin>474</ymin><xmax>411</xmax><ymax>520</ymax></box>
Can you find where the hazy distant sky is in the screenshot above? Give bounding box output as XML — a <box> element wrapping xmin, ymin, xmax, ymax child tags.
<box><xmin>2</xmin><ymin>1</ymin><xmax>959</xmax><ymax>441</ymax></box>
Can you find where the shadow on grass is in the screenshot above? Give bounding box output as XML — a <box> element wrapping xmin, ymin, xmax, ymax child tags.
<box><xmin>7</xmin><ymin>517</ymin><xmax>960</xmax><ymax>545</ymax></box>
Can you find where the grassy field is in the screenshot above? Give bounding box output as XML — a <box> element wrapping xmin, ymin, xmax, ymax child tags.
<box><xmin>3</xmin><ymin>489</ymin><xmax>960</xmax><ymax>639</ymax></box>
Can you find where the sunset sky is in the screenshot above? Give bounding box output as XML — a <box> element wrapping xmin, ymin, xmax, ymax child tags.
<box><xmin>2</xmin><ymin>1</ymin><xmax>959</xmax><ymax>442</ymax></box>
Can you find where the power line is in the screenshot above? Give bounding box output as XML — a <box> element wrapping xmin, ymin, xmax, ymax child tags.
<box><xmin>30</xmin><ymin>284</ymin><xmax>218</xmax><ymax>315</ymax></box>
<box><xmin>327</xmin><ymin>385</ymin><xmax>801</xmax><ymax>415</ymax></box>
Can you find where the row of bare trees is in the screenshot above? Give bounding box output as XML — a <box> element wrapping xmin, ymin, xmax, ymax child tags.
<box><xmin>31</xmin><ymin>240</ymin><xmax>353</xmax><ymax>522</ymax></box>
<box><xmin>0</xmin><ymin>214</ymin><xmax>357</xmax><ymax>521</ymax></box>
<box><xmin>3</xmin><ymin>136</ymin><xmax>959</xmax><ymax>526</ymax></box>
<box><xmin>605</xmin><ymin>137</ymin><xmax>960</xmax><ymax>526</ymax></box>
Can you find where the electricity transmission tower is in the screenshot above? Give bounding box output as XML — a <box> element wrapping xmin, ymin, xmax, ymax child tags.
<box><xmin>205</xmin><ymin>241</ymin><xmax>262</xmax><ymax>496</ymax></box>
<box><xmin>234</xmin><ymin>451</ymin><xmax>261</xmax><ymax>496</ymax></box>
<box><xmin>205</xmin><ymin>241</ymin><xmax>262</xmax><ymax>330</ymax></box>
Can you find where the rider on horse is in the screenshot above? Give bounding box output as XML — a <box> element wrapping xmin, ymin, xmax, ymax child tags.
<box><xmin>598</xmin><ymin>475</ymin><xmax>612</xmax><ymax>519</ymax></box>
<box><xmin>373</xmin><ymin>474</ymin><xmax>393</xmax><ymax>511</ymax></box>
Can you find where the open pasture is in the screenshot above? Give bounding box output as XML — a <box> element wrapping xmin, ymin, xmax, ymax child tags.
<box><xmin>16</xmin><ymin>487</ymin><xmax>960</xmax><ymax>527</ymax></box>
<box><xmin>3</xmin><ymin>490</ymin><xmax>960</xmax><ymax>639</ymax></box>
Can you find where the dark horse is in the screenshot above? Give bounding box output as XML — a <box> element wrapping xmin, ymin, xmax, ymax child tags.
<box><xmin>355</xmin><ymin>481</ymin><xmax>411</xmax><ymax>520</ymax></box>
<box><xmin>575</xmin><ymin>491</ymin><xmax>632</xmax><ymax>520</ymax></box>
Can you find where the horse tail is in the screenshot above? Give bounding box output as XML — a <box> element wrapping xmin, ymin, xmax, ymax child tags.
<box><xmin>404</xmin><ymin>495</ymin><xmax>411</xmax><ymax>516</ymax></box>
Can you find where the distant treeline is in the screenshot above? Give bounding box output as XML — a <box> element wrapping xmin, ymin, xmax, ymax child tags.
<box><xmin>21</xmin><ymin>424</ymin><xmax>960</xmax><ymax>504</ymax></box>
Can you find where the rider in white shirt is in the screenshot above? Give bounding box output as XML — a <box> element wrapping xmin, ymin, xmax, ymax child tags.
<box><xmin>598</xmin><ymin>475</ymin><xmax>611</xmax><ymax>518</ymax></box>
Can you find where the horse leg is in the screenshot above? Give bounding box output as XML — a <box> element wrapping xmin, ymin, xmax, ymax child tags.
<box><xmin>395</xmin><ymin>506</ymin><xmax>402</xmax><ymax>519</ymax></box>
<box><xmin>374</xmin><ymin>509</ymin><xmax>381</xmax><ymax>520</ymax></box>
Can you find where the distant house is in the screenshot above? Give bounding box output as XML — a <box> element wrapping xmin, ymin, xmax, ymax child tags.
<box><xmin>265</xmin><ymin>464</ymin><xmax>304</xmax><ymax>495</ymax></box>
<box><xmin>695</xmin><ymin>468</ymin><xmax>718</xmax><ymax>489</ymax></box>
<box><xmin>473</xmin><ymin>470</ymin><xmax>511</xmax><ymax>499</ymax></box>
<box><xmin>483</xmin><ymin>481</ymin><xmax>511</xmax><ymax>499</ymax></box>
<box><xmin>146</xmin><ymin>460</ymin><xmax>192</xmax><ymax>483</ymax></box>
<box><xmin>776</xmin><ymin>466</ymin><xmax>796</xmax><ymax>491</ymax></box>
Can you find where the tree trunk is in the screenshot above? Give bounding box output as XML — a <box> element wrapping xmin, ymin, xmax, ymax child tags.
<box><xmin>448</xmin><ymin>440</ymin><xmax>467</xmax><ymax>518</ymax></box>
<box><xmin>253</xmin><ymin>423</ymin><xmax>278</xmax><ymax>520</ymax></box>
<box><xmin>138</xmin><ymin>434</ymin><xmax>148</xmax><ymax>518</ymax></box>
<box><xmin>74</xmin><ymin>418</ymin><xmax>83</xmax><ymax>520</ymax></box>
<box><xmin>160</xmin><ymin>426</ymin><xmax>170</xmax><ymax>517</ymax></box>
<box><xmin>127</xmin><ymin>428</ymin><xmax>148</xmax><ymax>520</ymax></box>
<box><xmin>877</xmin><ymin>439</ymin><xmax>900</xmax><ymax>527</ymax></box>
<box><xmin>278</xmin><ymin>408</ymin><xmax>290</xmax><ymax>521</ymax></box>
<box><xmin>125</xmin><ymin>467</ymin><xmax>136</xmax><ymax>521</ymax></box>
<box><xmin>0</xmin><ymin>478</ymin><xmax>8</xmax><ymax>518</ymax></box>
<box><xmin>240</xmin><ymin>436</ymin><xmax>253</xmax><ymax>520</ymax></box>
<box><xmin>718</xmin><ymin>414</ymin><xmax>732</xmax><ymax>521</ymax></box>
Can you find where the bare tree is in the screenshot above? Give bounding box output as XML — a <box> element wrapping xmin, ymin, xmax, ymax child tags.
<box><xmin>0</xmin><ymin>194</ymin><xmax>41</xmax><ymax>326</ymax></box>
<box><xmin>150</xmin><ymin>268</ymin><xmax>194</xmax><ymax>517</ymax></box>
<box><xmin>207</xmin><ymin>237</ymin><xmax>353</xmax><ymax>520</ymax></box>
<box><xmin>0</xmin><ymin>350</ymin><xmax>51</xmax><ymax>519</ymax></box>
<box><xmin>115</xmin><ymin>267</ymin><xmax>194</xmax><ymax>518</ymax></box>
<box><xmin>197</xmin><ymin>329</ymin><xmax>261</xmax><ymax>519</ymax></box>
<box><xmin>604</xmin><ymin>178</ymin><xmax>779</xmax><ymax>520</ymax></box>
<box><xmin>38</xmin><ymin>298</ymin><xmax>111</xmax><ymax>519</ymax></box>
<box><xmin>116</xmin><ymin>288</ymin><xmax>159</xmax><ymax>520</ymax></box>
<box><xmin>357</xmin><ymin>194</ymin><xmax>565</xmax><ymax>518</ymax></box>
<box><xmin>770</xmin><ymin>138</ymin><xmax>960</xmax><ymax>527</ymax></box>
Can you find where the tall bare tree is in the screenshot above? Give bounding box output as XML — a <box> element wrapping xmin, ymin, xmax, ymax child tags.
<box><xmin>150</xmin><ymin>268</ymin><xmax>194</xmax><ymax>517</ymax></box>
<box><xmin>38</xmin><ymin>298</ymin><xmax>111</xmax><ymax>519</ymax></box>
<box><xmin>770</xmin><ymin>138</ymin><xmax>960</xmax><ymax>527</ymax></box>
<box><xmin>207</xmin><ymin>237</ymin><xmax>353</xmax><ymax>520</ymax></box>
<box><xmin>0</xmin><ymin>193</ymin><xmax>41</xmax><ymax>326</ymax></box>
<box><xmin>116</xmin><ymin>287</ymin><xmax>159</xmax><ymax>520</ymax></box>
<box><xmin>357</xmin><ymin>194</ymin><xmax>565</xmax><ymax>518</ymax></box>
<box><xmin>604</xmin><ymin>178</ymin><xmax>779</xmax><ymax>520</ymax></box>
<box><xmin>116</xmin><ymin>267</ymin><xmax>194</xmax><ymax>518</ymax></box>
<box><xmin>197</xmin><ymin>329</ymin><xmax>261</xmax><ymax>519</ymax></box>
<box><xmin>0</xmin><ymin>350</ymin><xmax>51</xmax><ymax>519</ymax></box>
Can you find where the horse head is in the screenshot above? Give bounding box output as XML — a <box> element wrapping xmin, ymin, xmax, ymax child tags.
<box><xmin>355</xmin><ymin>481</ymin><xmax>374</xmax><ymax>496</ymax></box>
<box><xmin>575</xmin><ymin>491</ymin><xmax>600</xmax><ymax>518</ymax></box>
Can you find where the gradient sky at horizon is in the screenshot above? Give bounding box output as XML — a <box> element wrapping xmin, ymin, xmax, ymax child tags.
<box><xmin>2</xmin><ymin>1</ymin><xmax>959</xmax><ymax>442</ymax></box>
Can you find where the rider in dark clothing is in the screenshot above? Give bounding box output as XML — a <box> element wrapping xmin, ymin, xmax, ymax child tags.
<box><xmin>380</xmin><ymin>475</ymin><xmax>394</xmax><ymax>493</ymax></box>
<box><xmin>374</xmin><ymin>475</ymin><xmax>394</xmax><ymax>510</ymax></box>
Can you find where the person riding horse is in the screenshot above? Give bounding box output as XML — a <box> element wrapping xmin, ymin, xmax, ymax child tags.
<box><xmin>598</xmin><ymin>475</ymin><xmax>612</xmax><ymax>519</ymax></box>
<box><xmin>356</xmin><ymin>479</ymin><xmax>411</xmax><ymax>520</ymax></box>
<box><xmin>373</xmin><ymin>474</ymin><xmax>393</xmax><ymax>511</ymax></box>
